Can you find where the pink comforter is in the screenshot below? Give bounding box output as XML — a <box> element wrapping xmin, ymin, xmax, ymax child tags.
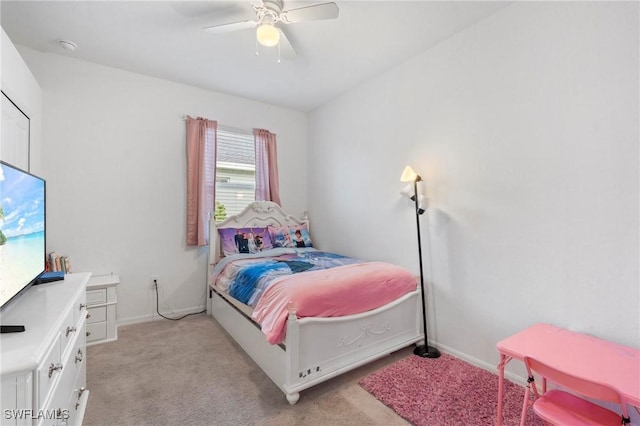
<box><xmin>251</xmin><ymin>261</ymin><xmax>416</xmax><ymax>344</ymax></box>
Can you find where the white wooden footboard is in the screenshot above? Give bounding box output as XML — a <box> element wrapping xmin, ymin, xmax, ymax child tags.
<box><xmin>209</xmin><ymin>287</ymin><xmax>422</xmax><ymax>404</ymax></box>
<box><xmin>283</xmin><ymin>288</ymin><xmax>422</xmax><ymax>402</ymax></box>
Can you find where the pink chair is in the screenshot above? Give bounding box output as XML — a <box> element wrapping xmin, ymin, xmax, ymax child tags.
<box><xmin>519</xmin><ymin>356</ymin><xmax>631</xmax><ymax>426</ymax></box>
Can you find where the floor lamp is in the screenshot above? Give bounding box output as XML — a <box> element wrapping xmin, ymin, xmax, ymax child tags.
<box><xmin>401</xmin><ymin>165</ymin><xmax>441</xmax><ymax>358</ymax></box>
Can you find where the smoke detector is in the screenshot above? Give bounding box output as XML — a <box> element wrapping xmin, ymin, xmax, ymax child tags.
<box><xmin>58</xmin><ymin>40</ymin><xmax>77</xmax><ymax>52</ymax></box>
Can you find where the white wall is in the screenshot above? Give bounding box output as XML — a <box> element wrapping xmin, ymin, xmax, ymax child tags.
<box><xmin>17</xmin><ymin>47</ymin><xmax>308</xmax><ymax>324</ymax></box>
<box><xmin>8</xmin><ymin>0</ymin><xmax>638</xmax><ymax>400</ymax></box>
<box><xmin>1</xmin><ymin>28</ymin><xmax>42</xmax><ymax>173</ymax></box>
<box><xmin>309</xmin><ymin>0</ymin><xmax>638</xmax><ymax>380</ymax></box>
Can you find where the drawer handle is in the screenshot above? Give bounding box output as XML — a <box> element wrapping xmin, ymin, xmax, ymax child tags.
<box><xmin>75</xmin><ymin>387</ymin><xmax>86</xmax><ymax>410</ymax></box>
<box><xmin>48</xmin><ymin>362</ymin><xmax>63</xmax><ymax>378</ymax></box>
<box><xmin>79</xmin><ymin>303</ymin><xmax>86</xmax><ymax>311</ymax></box>
<box><xmin>86</xmin><ymin>331</ymin><xmax>91</xmax><ymax>337</ymax></box>
<box><xmin>75</xmin><ymin>349</ymin><xmax>84</xmax><ymax>364</ymax></box>
<box><xmin>86</xmin><ymin>313</ymin><xmax>91</xmax><ymax>319</ymax></box>
<box><xmin>66</xmin><ymin>326</ymin><xmax>77</xmax><ymax>337</ymax></box>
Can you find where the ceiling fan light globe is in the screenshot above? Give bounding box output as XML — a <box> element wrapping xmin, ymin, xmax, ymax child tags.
<box><xmin>257</xmin><ymin>24</ymin><xmax>280</xmax><ymax>47</ymax></box>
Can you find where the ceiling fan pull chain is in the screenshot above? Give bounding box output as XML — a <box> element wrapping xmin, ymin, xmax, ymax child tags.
<box><xmin>278</xmin><ymin>42</ymin><xmax>281</xmax><ymax>64</ymax></box>
<box><xmin>255</xmin><ymin>37</ymin><xmax>259</xmax><ymax>57</ymax></box>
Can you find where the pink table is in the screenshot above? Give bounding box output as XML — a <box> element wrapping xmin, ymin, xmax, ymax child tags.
<box><xmin>496</xmin><ymin>323</ymin><xmax>640</xmax><ymax>426</ymax></box>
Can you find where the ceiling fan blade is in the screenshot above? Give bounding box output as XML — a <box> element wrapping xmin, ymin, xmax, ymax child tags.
<box><xmin>278</xmin><ymin>28</ymin><xmax>297</xmax><ymax>60</ymax></box>
<box><xmin>203</xmin><ymin>20</ymin><xmax>258</xmax><ymax>35</ymax></box>
<box><xmin>281</xmin><ymin>2</ymin><xmax>339</xmax><ymax>23</ymax></box>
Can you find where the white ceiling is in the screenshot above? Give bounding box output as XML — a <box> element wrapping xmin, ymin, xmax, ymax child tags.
<box><xmin>0</xmin><ymin>1</ymin><xmax>509</xmax><ymax>112</ymax></box>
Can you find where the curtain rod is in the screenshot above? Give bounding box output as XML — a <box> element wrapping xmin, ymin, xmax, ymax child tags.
<box><xmin>182</xmin><ymin>116</ymin><xmax>252</xmax><ymax>135</ymax></box>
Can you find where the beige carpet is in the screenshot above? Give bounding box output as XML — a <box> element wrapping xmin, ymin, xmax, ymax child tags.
<box><xmin>84</xmin><ymin>313</ymin><xmax>411</xmax><ymax>426</ymax></box>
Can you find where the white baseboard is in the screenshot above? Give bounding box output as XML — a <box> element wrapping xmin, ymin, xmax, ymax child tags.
<box><xmin>433</xmin><ymin>341</ymin><xmax>528</xmax><ymax>387</ymax></box>
<box><xmin>118</xmin><ymin>305</ymin><xmax>207</xmax><ymax>327</ymax></box>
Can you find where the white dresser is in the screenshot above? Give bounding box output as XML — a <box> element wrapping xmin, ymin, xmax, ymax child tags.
<box><xmin>86</xmin><ymin>275</ymin><xmax>118</xmax><ymax>346</ymax></box>
<box><xmin>1</xmin><ymin>273</ymin><xmax>90</xmax><ymax>426</ymax></box>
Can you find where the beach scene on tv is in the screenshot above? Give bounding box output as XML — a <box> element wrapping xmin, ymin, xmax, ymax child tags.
<box><xmin>0</xmin><ymin>163</ymin><xmax>46</xmax><ymax>307</ymax></box>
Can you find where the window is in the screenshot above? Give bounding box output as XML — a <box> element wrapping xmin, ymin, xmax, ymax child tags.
<box><xmin>215</xmin><ymin>127</ymin><xmax>255</xmax><ymax>222</ymax></box>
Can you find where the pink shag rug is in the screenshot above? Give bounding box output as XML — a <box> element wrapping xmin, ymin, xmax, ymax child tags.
<box><xmin>359</xmin><ymin>352</ymin><xmax>545</xmax><ymax>426</ymax></box>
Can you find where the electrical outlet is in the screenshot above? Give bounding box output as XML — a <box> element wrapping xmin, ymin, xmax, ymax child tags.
<box><xmin>150</xmin><ymin>275</ymin><xmax>159</xmax><ymax>288</ymax></box>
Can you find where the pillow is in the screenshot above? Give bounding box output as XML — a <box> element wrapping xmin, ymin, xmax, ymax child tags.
<box><xmin>268</xmin><ymin>224</ymin><xmax>313</xmax><ymax>248</ymax></box>
<box><xmin>268</xmin><ymin>225</ymin><xmax>294</xmax><ymax>248</ymax></box>
<box><xmin>218</xmin><ymin>227</ymin><xmax>273</xmax><ymax>256</ymax></box>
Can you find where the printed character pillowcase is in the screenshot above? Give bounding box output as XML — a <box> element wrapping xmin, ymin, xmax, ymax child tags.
<box><xmin>218</xmin><ymin>227</ymin><xmax>273</xmax><ymax>256</ymax></box>
<box><xmin>268</xmin><ymin>224</ymin><xmax>313</xmax><ymax>248</ymax></box>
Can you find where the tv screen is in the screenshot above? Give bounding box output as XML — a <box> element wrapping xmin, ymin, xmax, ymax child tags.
<box><xmin>0</xmin><ymin>161</ymin><xmax>46</xmax><ymax>310</ymax></box>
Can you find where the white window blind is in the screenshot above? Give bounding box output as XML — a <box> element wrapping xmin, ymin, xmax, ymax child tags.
<box><xmin>215</xmin><ymin>127</ymin><xmax>255</xmax><ymax>222</ymax></box>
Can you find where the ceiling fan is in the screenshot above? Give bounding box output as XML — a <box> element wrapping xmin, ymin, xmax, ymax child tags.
<box><xmin>203</xmin><ymin>0</ymin><xmax>339</xmax><ymax>60</ymax></box>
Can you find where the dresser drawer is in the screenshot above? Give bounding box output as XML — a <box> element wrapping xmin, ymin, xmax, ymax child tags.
<box><xmin>75</xmin><ymin>291</ymin><xmax>87</xmax><ymax>325</ymax></box>
<box><xmin>87</xmin><ymin>306</ymin><xmax>107</xmax><ymax>324</ymax></box>
<box><xmin>67</xmin><ymin>341</ymin><xmax>88</xmax><ymax>426</ymax></box>
<box><xmin>86</xmin><ymin>275</ymin><xmax>119</xmax><ymax>346</ymax></box>
<box><xmin>67</xmin><ymin>382</ymin><xmax>89</xmax><ymax>426</ymax></box>
<box><xmin>40</xmin><ymin>360</ymin><xmax>75</xmax><ymax>426</ymax></box>
<box><xmin>66</xmin><ymin>322</ymin><xmax>86</xmax><ymax>391</ymax></box>
<box><xmin>86</xmin><ymin>322</ymin><xmax>107</xmax><ymax>343</ymax></box>
<box><xmin>60</xmin><ymin>308</ymin><xmax>79</xmax><ymax>357</ymax></box>
<box><xmin>86</xmin><ymin>289</ymin><xmax>106</xmax><ymax>306</ymax></box>
<box><xmin>37</xmin><ymin>333</ymin><xmax>62</xmax><ymax>410</ymax></box>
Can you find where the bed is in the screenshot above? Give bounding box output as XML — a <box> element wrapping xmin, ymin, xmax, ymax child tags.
<box><xmin>207</xmin><ymin>201</ymin><xmax>423</xmax><ymax>404</ymax></box>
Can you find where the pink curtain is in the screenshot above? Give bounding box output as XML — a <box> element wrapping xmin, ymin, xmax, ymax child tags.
<box><xmin>254</xmin><ymin>128</ymin><xmax>281</xmax><ymax>205</ymax></box>
<box><xmin>186</xmin><ymin>116</ymin><xmax>217</xmax><ymax>246</ymax></box>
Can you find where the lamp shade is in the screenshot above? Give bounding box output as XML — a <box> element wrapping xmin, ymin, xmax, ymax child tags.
<box><xmin>256</xmin><ymin>23</ymin><xmax>280</xmax><ymax>47</ymax></box>
<box><xmin>400</xmin><ymin>165</ymin><xmax>421</xmax><ymax>182</ymax></box>
<box><xmin>417</xmin><ymin>194</ymin><xmax>427</xmax><ymax>215</ymax></box>
<box><xmin>400</xmin><ymin>184</ymin><xmax>414</xmax><ymax>199</ymax></box>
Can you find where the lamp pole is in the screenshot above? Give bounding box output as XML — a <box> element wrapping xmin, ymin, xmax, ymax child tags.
<box><xmin>412</xmin><ymin>177</ymin><xmax>441</xmax><ymax>359</ymax></box>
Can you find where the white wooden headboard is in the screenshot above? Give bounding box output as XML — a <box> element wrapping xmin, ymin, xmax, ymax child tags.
<box><xmin>208</xmin><ymin>201</ymin><xmax>309</xmax><ymax>265</ymax></box>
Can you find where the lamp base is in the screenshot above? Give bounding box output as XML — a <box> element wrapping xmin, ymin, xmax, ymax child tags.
<box><xmin>413</xmin><ymin>344</ymin><xmax>441</xmax><ymax>358</ymax></box>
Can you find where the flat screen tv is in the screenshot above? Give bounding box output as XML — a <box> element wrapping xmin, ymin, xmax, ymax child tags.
<box><xmin>0</xmin><ymin>160</ymin><xmax>46</xmax><ymax>311</ymax></box>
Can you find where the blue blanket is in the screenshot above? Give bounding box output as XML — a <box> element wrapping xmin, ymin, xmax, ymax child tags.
<box><xmin>218</xmin><ymin>249</ymin><xmax>362</xmax><ymax>307</ymax></box>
